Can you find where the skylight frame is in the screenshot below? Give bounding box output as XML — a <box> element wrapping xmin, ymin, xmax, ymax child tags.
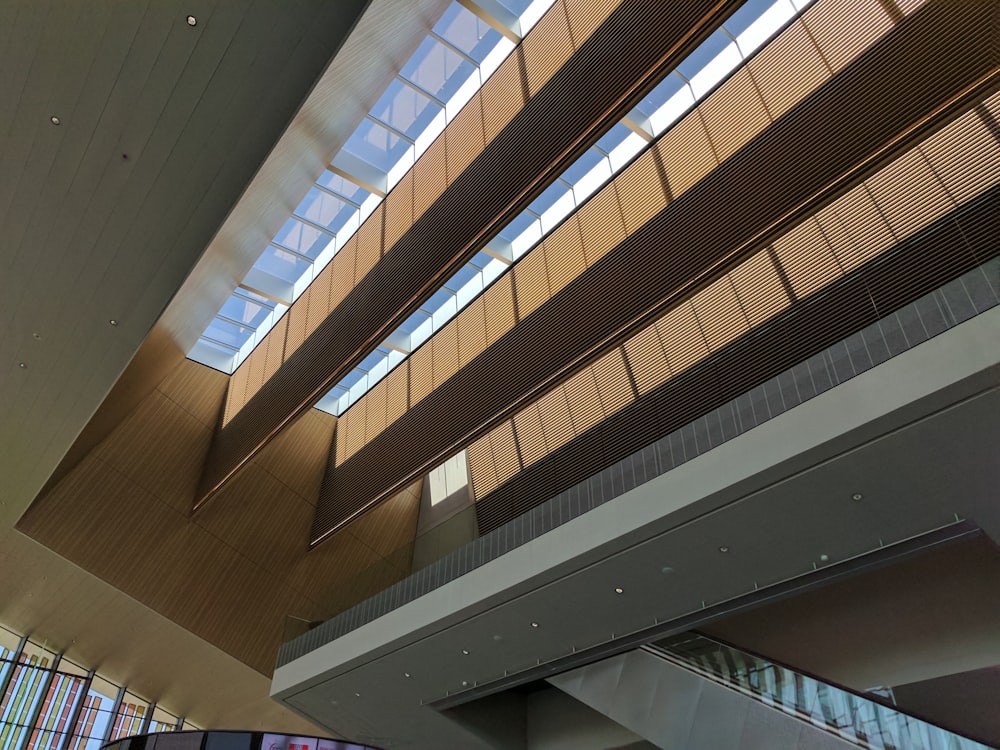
<box><xmin>318</xmin><ymin>0</ymin><xmax>818</xmax><ymax>417</ymax></box>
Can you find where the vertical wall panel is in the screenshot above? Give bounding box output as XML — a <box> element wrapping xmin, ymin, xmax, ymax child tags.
<box><xmin>656</xmin><ymin>302</ymin><xmax>710</xmax><ymax>374</ymax></box>
<box><xmin>614</xmin><ymin>147</ymin><xmax>670</xmax><ymax>234</ymax></box>
<box><xmin>655</xmin><ymin>114</ymin><xmax>718</xmax><ymax>198</ymax></box>
<box><xmin>513</xmin><ymin>244</ymin><xmax>553</xmax><ymax>319</ymax></box>
<box><xmin>412</xmin><ymin>136</ymin><xmax>450</xmax><ymax>218</ymax></box>
<box><xmin>623</xmin><ymin>326</ymin><xmax>672</xmax><ymax>395</ymax></box>
<box><xmin>384</xmin><ymin>361</ymin><xmax>409</xmax><ymax>428</ymax></box>
<box><xmin>868</xmin><ymin>148</ymin><xmax>955</xmax><ymax>240</ymax></box>
<box><xmin>536</xmin><ymin>385</ymin><xmax>575</xmax><ymax>457</ymax></box>
<box><xmin>522</xmin><ymin>0</ymin><xmax>576</xmax><ymax>96</ymax></box>
<box><xmin>563</xmin><ymin>365</ymin><xmax>604</xmax><ymax>434</ymax></box>
<box><xmin>514</xmin><ymin>404</ymin><xmax>547</xmax><ymax>466</ymax></box>
<box><xmin>408</xmin><ymin>341</ymin><xmax>436</xmax><ymax>408</ymax></box>
<box><xmin>730</xmin><ymin>250</ymin><xmax>791</xmax><ymax>327</ymax></box>
<box><xmin>802</xmin><ymin>0</ymin><xmax>894</xmax><ymax>75</ymax></box>
<box><xmin>543</xmin><ymin>215</ymin><xmax>589</xmax><ymax>293</ymax></box>
<box><xmin>920</xmin><ymin>112</ymin><xmax>1000</xmax><ymax>205</ymax></box>
<box><xmin>690</xmin><ymin>274</ymin><xmax>750</xmax><ymax>351</ymax></box>
<box><xmin>384</xmin><ymin>172</ymin><xmax>414</xmax><ymax>251</ymax></box>
<box><xmin>591</xmin><ymin>347</ymin><xmax>634</xmax><ymax>417</ymax></box>
<box><xmin>284</xmin><ymin>286</ymin><xmax>312</xmax><ymax>360</ymax></box>
<box><xmin>816</xmin><ymin>185</ymin><xmax>897</xmax><ymax>272</ymax></box>
<box><xmin>748</xmin><ymin>20</ymin><xmax>830</xmax><ymax>121</ymax></box>
<box><xmin>355</xmin><ymin>204</ymin><xmax>383</xmax><ymax>279</ymax></box>
<box><xmin>445</xmin><ymin>93</ymin><xmax>486</xmax><ymax>181</ymax></box>
<box><xmin>490</xmin><ymin>419</ymin><xmax>521</xmax><ymax>486</ymax></box>
<box><xmin>700</xmin><ymin>66</ymin><xmax>772</xmax><ymax>164</ymax></box>
<box><xmin>562</xmin><ymin>0</ymin><xmax>624</xmax><ymax>48</ymax></box>
<box><xmin>329</xmin><ymin>239</ymin><xmax>358</xmax><ymax>312</ymax></box>
<box><xmin>577</xmin><ymin>183</ymin><xmax>627</xmax><ymax>266</ymax></box>
<box><xmin>483</xmin><ymin>273</ymin><xmax>518</xmax><ymax>344</ymax></box>
<box><xmin>772</xmin><ymin>218</ymin><xmax>844</xmax><ymax>298</ymax></box>
<box><xmin>262</xmin><ymin>315</ymin><xmax>288</xmax><ymax>382</ymax></box>
<box><xmin>223</xmin><ymin>361</ymin><xmax>250</xmax><ymax>426</ymax></box>
<box><xmin>364</xmin><ymin>380</ymin><xmax>388</xmax><ymax>443</ymax></box>
<box><xmin>467</xmin><ymin>432</ymin><xmax>497</xmax><ymax>499</ymax></box>
<box><xmin>431</xmin><ymin>322</ymin><xmax>460</xmax><ymax>389</ymax></box>
<box><xmin>457</xmin><ymin>297</ymin><xmax>489</xmax><ymax>366</ymax></box>
<box><xmin>480</xmin><ymin>50</ymin><xmax>529</xmax><ymax>143</ymax></box>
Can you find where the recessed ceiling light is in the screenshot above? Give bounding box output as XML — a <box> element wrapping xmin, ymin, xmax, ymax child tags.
<box><xmin>186</xmin><ymin>15</ymin><xmax>197</xmax><ymax>26</ymax></box>
<box><xmin>403</xmin><ymin>672</ymin><xmax>411</xmax><ymax>678</ymax></box>
<box><xmin>530</xmin><ymin>622</ymin><xmax>539</xmax><ymax>628</ymax></box>
<box><xmin>50</xmin><ymin>116</ymin><xmax>61</xmax><ymax>125</ymax></box>
<box><xmin>461</xmin><ymin>649</ymin><xmax>470</xmax><ymax>655</ymax></box>
<box><xmin>32</xmin><ymin>332</ymin><xmax>41</xmax><ymax>340</ymax></box>
<box><xmin>461</xmin><ymin>681</ymin><xmax>469</xmax><ymax>687</ymax></box>
<box><xmin>819</xmin><ymin>554</ymin><xmax>829</xmax><ymax>562</ymax></box>
<box><xmin>719</xmin><ymin>546</ymin><xmax>729</xmax><ymax>553</ymax></box>
<box><xmin>18</xmin><ymin>362</ymin><xmax>27</xmax><ymax>369</ymax></box>
<box><xmin>109</xmin><ymin>319</ymin><xmax>118</xmax><ymax>326</ymax></box>
<box><xmin>614</xmin><ymin>586</ymin><xmax>624</xmax><ymax>594</ymax></box>
<box><xmin>354</xmin><ymin>692</ymin><xmax>360</xmax><ymax>697</ymax></box>
<box><xmin>851</xmin><ymin>492</ymin><xmax>864</xmax><ymax>501</ymax></box>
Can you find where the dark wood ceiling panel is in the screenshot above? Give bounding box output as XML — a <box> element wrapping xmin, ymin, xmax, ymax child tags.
<box><xmin>313</xmin><ymin>2</ymin><xmax>999</xmax><ymax>543</ymax></box>
<box><xmin>198</xmin><ymin>0</ymin><xmax>735</xmax><ymax>507</ymax></box>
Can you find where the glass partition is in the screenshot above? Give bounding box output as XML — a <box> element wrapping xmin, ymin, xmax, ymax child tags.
<box><xmin>102</xmin><ymin>731</ymin><xmax>383</xmax><ymax>750</ymax></box>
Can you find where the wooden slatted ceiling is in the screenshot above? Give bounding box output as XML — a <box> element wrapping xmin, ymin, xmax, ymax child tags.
<box><xmin>472</xmin><ymin>106</ymin><xmax>999</xmax><ymax>528</ymax></box>
<box><xmin>199</xmin><ymin>0</ymin><xmax>735</xmax><ymax>505</ymax></box>
<box><xmin>329</xmin><ymin>0</ymin><xmax>902</xmax><ymax>467</ymax></box>
<box><xmin>312</xmin><ymin>2</ymin><xmax>999</xmax><ymax>543</ymax></box>
<box><xmin>16</xmin><ymin>357</ymin><xmax>422</xmax><ymax>676</ymax></box>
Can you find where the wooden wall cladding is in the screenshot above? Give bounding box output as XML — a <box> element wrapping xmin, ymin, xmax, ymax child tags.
<box><xmin>475</xmin><ymin>190</ymin><xmax>999</xmax><ymax>532</ymax></box>
<box><xmin>327</xmin><ymin>0</ymin><xmax>911</xmax><ymax>467</ymax></box>
<box><xmin>17</xmin><ymin>358</ymin><xmax>422</xmax><ymax>676</ymax></box>
<box><xmin>199</xmin><ymin>0</ymin><xmax>733</xmax><ymax>505</ymax></box>
<box><xmin>312</xmin><ymin>2</ymin><xmax>999</xmax><ymax>543</ymax></box>
<box><xmin>470</xmin><ymin>108</ymin><xmax>1000</xmax><ymax>523</ymax></box>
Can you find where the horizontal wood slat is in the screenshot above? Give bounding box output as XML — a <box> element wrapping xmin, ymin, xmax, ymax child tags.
<box><xmin>475</xmin><ymin>190</ymin><xmax>999</xmax><ymax>532</ymax></box>
<box><xmin>312</xmin><ymin>4</ymin><xmax>998</xmax><ymax>543</ymax></box>
<box><xmin>198</xmin><ymin>0</ymin><xmax>735</xmax><ymax>507</ymax></box>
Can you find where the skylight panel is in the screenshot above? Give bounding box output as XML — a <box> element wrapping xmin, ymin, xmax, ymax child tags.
<box><xmin>401</xmin><ymin>36</ymin><xmax>477</xmax><ymax>103</ymax></box>
<box><xmin>685</xmin><ymin>30</ymin><xmax>742</xmax><ymax>99</ymax></box>
<box><xmin>434</xmin><ymin>4</ymin><xmax>502</xmax><ymax>64</ymax></box>
<box><xmin>252</xmin><ymin>244</ymin><xmax>312</xmax><ymax>283</ymax></box>
<box><xmin>630</xmin><ymin>73</ymin><xmax>686</xmax><ymax>125</ymax></box>
<box><xmin>294</xmin><ymin>188</ymin><xmax>356</xmax><ymax>235</ymax></box>
<box><xmin>272</xmin><ymin>217</ymin><xmax>331</xmax><ymax>261</ymax></box>
<box><xmin>728</xmin><ymin>0</ymin><xmax>799</xmax><ymax>57</ymax></box>
<box><xmin>204</xmin><ymin>317</ymin><xmax>254</xmax><ymax>350</ymax></box>
<box><xmin>370</xmin><ymin>78</ymin><xmax>442</xmax><ymax>142</ymax></box>
<box><xmin>343</xmin><ymin>119</ymin><xmax>413</xmax><ymax>175</ymax></box>
<box><xmin>219</xmin><ymin>294</ymin><xmax>272</xmax><ymax>330</ymax></box>
<box><xmin>316</xmin><ymin>171</ymin><xmax>370</xmax><ymax>205</ymax></box>
<box><xmin>444</xmin><ymin>262</ymin><xmax>480</xmax><ymax>293</ymax></box>
<box><xmin>422</xmin><ymin>288</ymin><xmax>455</xmax><ymax>316</ymax></box>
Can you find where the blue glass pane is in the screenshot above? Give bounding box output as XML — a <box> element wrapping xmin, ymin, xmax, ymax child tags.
<box><xmin>272</xmin><ymin>217</ymin><xmax>329</xmax><ymax>260</ymax></box>
<box><xmin>219</xmin><ymin>293</ymin><xmax>270</xmax><ymax>329</ymax></box>
<box><xmin>253</xmin><ymin>245</ymin><xmax>312</xmax><ymax>283</ymax></box>
<box><xmin>237</xmin><ymin>288</ymin><xmax>276</xmax><ymax>309</ymax></box>
<box><xmin>468</xmin><ymin>250</ymin><xmax>494</xmax><ymax>270</ymax></box>
<box><xmin>528</xmin><ymin>180</ymin><xmax>571</xmax><ymax>216</ymax></box>
<box><xmin>295</xmin><ymin>187</ymin><xmax>356</xmax><ymax>234</ymax></box>
<box><xmin>445</xmin><ymin>263</ymin><xmax>479</xmax><ymax>291</ymax></box>
<box><xmin>421</xmin><ymin>288</ymin><xmax>454</xmax><ymax>315</ymax></box>
<box><xmin>434</xmin><ymin>4</ymin><xmax>502</xmax><ymax>64</ymax></box>
<box><xmin>343</xmin><ymin>119</ymin><xmax>412</xmax><ymax>174</ymax></box>
<box><xmin>338</xmin><ymin>369</ymin><xmax>366</xmax><ymax>389</ymax></box>
<box><xmin>401</xmin><ymin>37</ymin><xmax>477</xmax><ymax>103</ymax></box>
<box><xmin>370</xmin><ymin>78</ymin><xmax>442</xmax><ymax>141</ymax></box>
<box><xmin>677</xmin><ymin>28</ymin><xmax>731</xmax><ymax>80</ymax></box>
<box><xmin>724</xmin><ymin>0</ymin><xmax>780</xmax><ymax>36</ymax></box>
<box><xmin>316</xmin><ymin>171</ymin><xmax>370</xmax><ymax>205</ymax></box>
<box><xmin>204</xmin><ymin>317</ymin><xmax>254</xmax><ymax>350</ymax></box>
<box><xmin>497</xmin><ymin>211</ymin><xmax>537</xmax><ymax>243</ymax></box>
<box><xmin>398</xmin><ymin>310</ymin><xmax>430</xmax><ymax>334</ymax></box>
<box><xmin>561</xmin><ymin>147</ymin><xmax>606</xmax><ymax>185</ymax></box>
<box><xmin>594</xmin><ymin>121</ymin><xmax>633</xmax><ymax>155</ymax></box>
<box><xmin>495</xmin><ymin>0</ymin><xmax>534</xmax><ymax>15</ymax></box>
<box><xmin>358</xmin><ymin>349</ymin><xmax>387</xmax><ymax>372</ymax></box>
<box><xmin>632</xmin><ymin>73</ymin><xmax>686</xmax><ymax>120</ymax></box>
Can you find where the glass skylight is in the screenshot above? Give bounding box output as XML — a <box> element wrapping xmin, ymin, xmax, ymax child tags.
<box><xmin>316</xmin><ymin>0</ymin><xmax>815</xmax><ymax>417</ymax></box>
<box><xmin>189</xmin><ymin>0</ymin><xmax>556</xmax><ymax>375</ymax></box>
